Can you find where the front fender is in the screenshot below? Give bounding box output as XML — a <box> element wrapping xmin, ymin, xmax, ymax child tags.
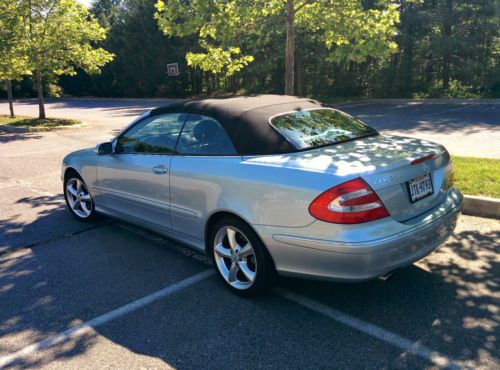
<box><xmin>61</xmin><ymin>148</ymin><xmax>99</xmax><ymax>191</ymax></box>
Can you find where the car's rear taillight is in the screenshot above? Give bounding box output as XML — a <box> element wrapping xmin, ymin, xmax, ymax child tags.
<box><xmin>308</xmin><ymin>178</ymin><xmax>389</xmax><ymax>224</ymax></box>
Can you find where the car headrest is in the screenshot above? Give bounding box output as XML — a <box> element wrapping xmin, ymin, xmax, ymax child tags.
<box><xmin>193</xmin><ymin>120</ymin><xmax>219</xmax><ymax>141</ymax></box>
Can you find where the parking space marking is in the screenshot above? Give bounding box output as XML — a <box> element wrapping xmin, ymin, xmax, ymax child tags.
<box><xmin>420</xmin><ymin>104</ymin><xmax>474</xmax><ymax>118</ymax></box>
<box><xmin>279</xmin><ymin>290</ymin><xmax>464</xmax><ymax>370</ymax></box>
<box><xmin>0</xmin><ymin>269</ymin><xmax>214</xmax><ymax>368</ymax></box>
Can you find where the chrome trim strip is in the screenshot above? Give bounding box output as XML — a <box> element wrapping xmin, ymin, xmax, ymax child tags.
<box><xmin>93</xmin><ymin>186</ymin><xmax>169</xmax><ymax>210</ymax></box>
<box><xmin>170</xmin><ymin>205</ymin><xmax>199</xmax><ymax>219</ymax></box>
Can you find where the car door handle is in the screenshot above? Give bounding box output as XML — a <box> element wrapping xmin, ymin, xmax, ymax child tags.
<box><xmin>152</xmin><ymin>165</ymin><xmax>168</xmax><ymax>175</ymax></box>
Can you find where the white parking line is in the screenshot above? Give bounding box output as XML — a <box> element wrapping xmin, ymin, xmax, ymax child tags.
<box><xmin>420</xmin><ymin>104</ymin><xmax>474</xmax><ymax>118</ymax></box>
<box><xmin>279</xmin><ymin>290</ymin><xmax>464</xmax><ymax>370</ymax></box>
<box><xmin>0</xmin><ymin>270</ymin><xmax>214</xmax><ymax>368</ymax></box>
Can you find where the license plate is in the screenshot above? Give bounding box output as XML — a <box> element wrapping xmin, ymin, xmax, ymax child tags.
<box><xmin>408</xmin><ymin>174</ymin><xmax>433</xmax><ymax>202</ymax></box>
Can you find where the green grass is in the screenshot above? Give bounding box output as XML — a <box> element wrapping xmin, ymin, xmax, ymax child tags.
<box><xmin>452</xmin><ymin>156</ymin><xmax>500</xmax><ymax>198</ymax></box>
<box><xmin>0</xmin><ymin>115</ymin><xmax>81</xmax><ymax>129</ymax></box>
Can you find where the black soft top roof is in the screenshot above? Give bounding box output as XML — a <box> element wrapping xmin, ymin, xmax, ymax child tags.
<box><xmin>150</xmin><ymin>94</ymin><xmax>326</xmax><ymax>155</ymax></box>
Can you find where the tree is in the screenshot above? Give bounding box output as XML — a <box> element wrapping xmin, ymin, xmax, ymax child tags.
<box><xmin>19</xmin><ymin>0</ymin><xmax>114</xmax><ymax>119</ymax></box>
<box><xmin>155</xmin><ymin>0</ymin><xmax>399</xmax><ymax>95</ymax></box>
<box><xmin>56</xmin><ymin>0</ymin><xmax>499</xmax><ymax>99</ymax></box>
<box><xmin>389</xmin><ymin>0</ymin><xmax>499</xmax><ymax>97</ymax></box>
<box><xmin>0</xmin><ymin>0</ymin><xmax>30</xmax><ymax>117</ymax></box>
<box><xmin>72</xmin><ymin>0</ymin><xmax>200</xmax><ymax>98</ymax></box>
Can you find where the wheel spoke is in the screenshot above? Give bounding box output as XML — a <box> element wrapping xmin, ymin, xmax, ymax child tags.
<box><xmin>72</xmin><ymin>199</ymin><xmax>80</xmax><ymax>210</ymax></box>
<box><xmin>80</xmin><ymin>201</ymin><xmax>91</xmax><ymax>216</ymax></box>
<box><xmin>66</xmin><ymin>184</ymin><xmax>78</xmax><ymax>197</ymax></box>
<box><xmin>76</xmin><ymin>179</ymin><xmax>82</xmax><ymax>193</ymax></box>
<box><xmin>238</xmin><ymin>244</ymin><xmax>253</xmax><ymax>258</ymax></box>
<box><xmin>238</xmin><ymin>261</ymin><xmax>256</xmax><ymax>282</ymax></box>
<box><xmin>228</xmin><ymin>263</ymin><xmax>239</xmax><ymax>283</ymax></box>
<box><xmin>226</xmin><ymin>228</ymin><xmax>238</xmax><ymax>250</ymax></box>
<box><xmin>214</xmin><ymin>243</ymin><xmax>232</xmax><ymax>259</ymax></box>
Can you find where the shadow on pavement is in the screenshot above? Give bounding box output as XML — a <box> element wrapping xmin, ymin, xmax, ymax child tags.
<box><xmin>0</xmin><ymin>195</ymin><xmax>205</xmax><ymax>369</ymax></box>
<box><xmin>0</xmin><ymin>196</ymin><xmax>498</xmax><ymax>368</ymax></box>
<box><xmin>279</xmin><ymin>227</ymin><xmax>500</xmax><ymax>367</ymax></box>
<box><xmin>0</xmin><ymin>132</ymin><xmax>43</xmax><ymax>144</ymax></box>
<box><xmin>0</xmin><ymin>195</ymin><xmax>92</xmax><ymax>253</ymax></box>
<box><xmin>342</xmin><ymin>102</ymin><xmax>499</xmax><ymax>135</ymax></box>
<box><xmin>11</xmin><ymin>98</ymin><xmax>173</xmax><ymax>118</ymax></box>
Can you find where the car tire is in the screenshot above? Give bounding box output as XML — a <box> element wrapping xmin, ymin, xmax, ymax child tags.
<box><xmin>209</xmin><ymin>216</ymin><xmax>275</xmax><ymax>297</ymax></box>
<box><xmin>63</xmin><ymin>171</ymin><xmax>99</xmax><ymax>222</ymax></box>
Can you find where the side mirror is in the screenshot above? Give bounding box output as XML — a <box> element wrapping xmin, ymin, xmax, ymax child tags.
<box><xmin>97</xmin><ymin>142</ymin><xmax>113</xmax><ymax>155</ymax></box>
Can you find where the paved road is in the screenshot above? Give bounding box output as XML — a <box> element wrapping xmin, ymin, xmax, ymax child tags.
<box><xmin>337</xmin><ymin>100</ymin><xmax>500</xmax><ymax>159</ymax></box>
<box><xmin>1</xmin><ymin>98</ymin><xmax>499</xmax><ymax>158</ymax></box>
<box><xmin>0</xmin><ymin>98</ymin><xmax>499</xmax><ymax>369</ymax></box>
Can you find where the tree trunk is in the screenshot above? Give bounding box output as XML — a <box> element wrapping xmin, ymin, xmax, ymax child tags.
<box><xmin>205</xmin><ymin>72</ymin><xmax>211</xmax><ymax>95</ymax></box>
<box><xmin>396</xmin><ymin>2</ymin><xmax>414</xmax><ymax>97</ymax></box>
<box><xmin>296</xmin><ymin>53</ymin><xmax>303</xmax><ymax>96</ymax></box>
<box><xmin>6</xmin><ymin>80</ymin><xmax>15</xmax><ymax>118</ymax></box>
<box><xmin>285</xmin><ymin>0</ymin><xmax>295</xmax><ymax>95</ymax></box>
<box><xmin>36</xmin><ymin>70</ymin><xmax>46</xmax><ymax>119</ymax></box>
<box><xmin>441</xmin><ymin>0</ymin><xmax>453</xmax><ymax>90</ymax></box>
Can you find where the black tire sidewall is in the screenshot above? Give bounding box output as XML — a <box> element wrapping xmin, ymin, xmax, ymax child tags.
<box><xmin>209</xmin><ymin>217</ymin><xmax>274</xmax><ymax>297</ymax></box>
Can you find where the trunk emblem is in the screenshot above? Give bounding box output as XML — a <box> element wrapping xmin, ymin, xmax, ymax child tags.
<box><xmin>422</xmin><ymin>163</ymin><xmax>428</xmax><ymax>171</ymax></box>
<box><xmin>372</xmin><ymin>173</ymin><xmax>403</xmax><ymax>186</ymax></box>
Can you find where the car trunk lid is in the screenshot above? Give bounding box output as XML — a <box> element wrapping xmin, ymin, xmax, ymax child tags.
<box><xmin>318</xmin><ymin>134</ymin><xmax>451</xmax><ymax>221</ymax></box>
<box><xmin>276</xmin><ymin>134</ymin><xmax>452</xmax><ymax>222</ymax></box>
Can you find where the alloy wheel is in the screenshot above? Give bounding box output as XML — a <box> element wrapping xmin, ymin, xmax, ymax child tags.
<box><xmin>65</xmin><ymin>178</ymin><xmax>93</xmax><ymax>219</ymax></box>
<box><xmin>213</xmin><ymin>226</ymin><xmax>257</xmax><ymax>290</ymax></box>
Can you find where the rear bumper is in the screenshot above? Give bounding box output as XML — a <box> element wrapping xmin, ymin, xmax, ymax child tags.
<box><xmin>254</xmin><ymin>188</ymin><xmax>463</xmax><ymax>281</ymax></box>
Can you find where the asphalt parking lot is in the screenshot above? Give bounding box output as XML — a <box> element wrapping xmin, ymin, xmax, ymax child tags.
<box><xmin>0</xmin><ymin>99</ymin><xmax>499</xmax><ymax>369</ymax></box>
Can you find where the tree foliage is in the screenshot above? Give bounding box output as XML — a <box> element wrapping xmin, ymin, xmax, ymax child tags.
<box><xmin>154</xmin><ymin>0</ymin><xmax>400</xmax><ymax>94</ymax></box>
<box><xmin>0</xmin><ymin>0</ymin><xmax>30</xmax><ymax>81</ymax></box>
<box><xmin>9</xmin><ymin>0</ymin><xmax>497</xmax><ymax>99</ymax></box>
<box><xmin>20</xmin><ymin>0</ymin><xmax>114</xmax><ymax>76</ymax></box>
<box><xmin>0</xmin><ymin>0</ymin><xmax>31</xmax><ymax>117</ymax></box>
<box><xmin>1</xmin><ymin>0</ymin><xmax>114</xmax><ymax>118</ymax></box>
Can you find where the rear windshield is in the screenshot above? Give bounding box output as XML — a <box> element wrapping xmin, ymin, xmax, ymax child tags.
<box><xmin>270</xmin><ymin>108</ymin><xmax>377</xmax><ymax>150</ymax></box>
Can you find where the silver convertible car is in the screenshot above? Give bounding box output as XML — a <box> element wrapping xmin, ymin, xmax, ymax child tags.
<box><xmin>62</xmin><ymin>95</ymin><xmax>463</xmax><ymax>296</ymax></box>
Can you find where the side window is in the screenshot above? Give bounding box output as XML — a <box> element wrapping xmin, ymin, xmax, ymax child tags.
<box><xmin>176</xmin><ymin>115</ymin><xmax>236</xmax><ymax>155</ymax></box>
<box><xmin>116</xmin><ymin>113</ymin><xmax>184</xmax><ymax>154</ymax></box>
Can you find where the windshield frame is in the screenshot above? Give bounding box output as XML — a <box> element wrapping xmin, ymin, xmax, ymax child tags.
<box><xmin>268</xmin><ymin>107</ymin><xmax>379</xmax><ymax>152</ymax></box>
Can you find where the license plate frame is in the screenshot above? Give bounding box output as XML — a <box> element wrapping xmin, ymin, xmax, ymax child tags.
<box><xmin>407</xmin><ymin>174</ymin><xmax>434</xmax><ymax>203</ymax></box>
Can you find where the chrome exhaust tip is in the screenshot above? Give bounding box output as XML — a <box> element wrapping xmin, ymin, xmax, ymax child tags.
<box><xmin>378</xmin><ymin>271</ymin><xmax>395</xmax><ymax>282</ymax></box>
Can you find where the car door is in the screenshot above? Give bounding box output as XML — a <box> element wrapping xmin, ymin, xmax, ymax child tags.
<box><xmin>95</xmin><ymin>113</ymin><xmax>185</xmax><ymax>230</ymax></box>
<box><xmin>169</xmin><ymin>114</ymin><xmax>239</xmax><ymax>240</ymax></box>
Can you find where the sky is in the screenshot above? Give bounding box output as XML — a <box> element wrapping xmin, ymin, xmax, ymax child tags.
<box><xmin>78</xmin><ymin>0</ymin><xmax>91</xmax><ymax>7</ymax></box>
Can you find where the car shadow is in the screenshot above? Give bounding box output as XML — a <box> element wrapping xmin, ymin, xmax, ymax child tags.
<box><xmin>0</xmin><ymin>132</ymin><xmax>43</xmax><ymax>144</ymax></box>
<box><xmin>278</xmin><ymin>226</ymin><xmax>500</xmax><ymax>366</ymax></box>
<box><xmin>0</xmin><ymin>198</ymin><xmax>498</xmax><ymax>368</ymax></box>
<box><xmin>0</xmin><ymin>195</ymin><xmax>96</xmax><ymax>253</ymax></box>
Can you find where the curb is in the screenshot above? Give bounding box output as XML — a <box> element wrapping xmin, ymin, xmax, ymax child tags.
<box><xmin>463</xmin><ymin>195</ymin><xmax>500</xmax><ymax>220</ymax></box>
<box><xmin>0</xmin><ymin>123</ymin><xmax>86</xmax><ymax>133</ymax></box>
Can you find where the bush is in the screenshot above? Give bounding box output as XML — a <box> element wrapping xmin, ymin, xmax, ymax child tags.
<box><xmin>414</xmin><ymin>80</ymin><xmax>480</xmax><ymax>99</ymax></box>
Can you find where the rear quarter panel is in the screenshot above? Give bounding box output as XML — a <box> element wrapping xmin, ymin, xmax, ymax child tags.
<box><xmin>169</xmin><ymin>155</ymin><xmax>356</xmax><ymax>240</ymax></box>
